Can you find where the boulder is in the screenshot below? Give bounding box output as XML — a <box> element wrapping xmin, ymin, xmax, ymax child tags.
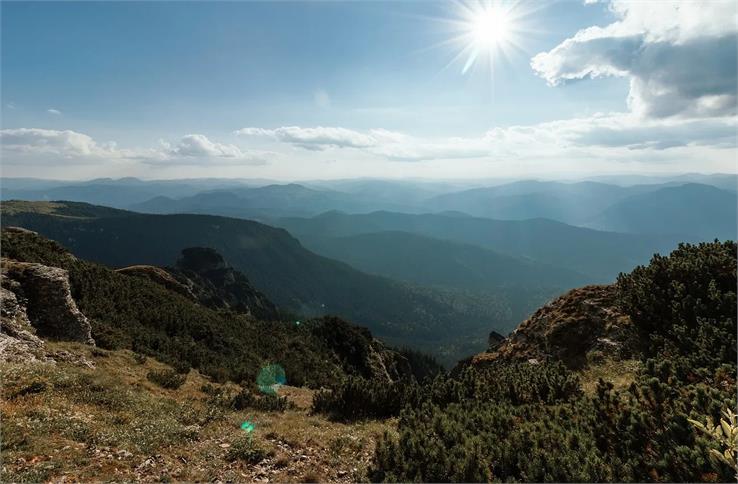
<box><xmin>2</xmin><ymin>259</ymin><xmax>94</xmax><ymax>345</ymax></box>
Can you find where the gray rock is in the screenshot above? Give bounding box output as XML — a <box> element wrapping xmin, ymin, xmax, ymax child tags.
<box><xmin>2</xmin><ymin>258</ymin><xmax>94</xmax><ymax>345</ymax></box>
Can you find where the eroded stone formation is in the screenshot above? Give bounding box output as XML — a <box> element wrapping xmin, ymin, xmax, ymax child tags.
<box><xmin>1</xmin><ymin>258</ymin><xmax>94</xmax><ymax>362</ymax></box>
<box><xmin>471</xmin><ymin>284</ymin><xmax>635</xmax><ymax>370</ymax></box>
<box><xmin>0</xmin><ymin>278</ymin><xmax>48</xmax><ymax>363</ymax></box>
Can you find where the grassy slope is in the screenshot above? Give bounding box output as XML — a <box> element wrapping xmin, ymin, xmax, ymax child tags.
<box><xmin>1</xmin><ymin>343</ymin><xmax>393</xmax><ymax>483</ymax></box>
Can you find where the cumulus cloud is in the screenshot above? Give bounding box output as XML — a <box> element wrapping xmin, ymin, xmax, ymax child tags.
<box><xmin>47</xmin><ymin>108</ymin><xmax>62</xmax><ymax>115</ymax></box>
<box><xmin>485</xmin><ymin>114</ymin><xmax>737</xmax><ymax>153</ymax></box>
<box><xmin>237</xmin><ymin>112</ymin><xmax>736</xmax><ymax>164</ymax></box>
<box><xmin>169</xmin><ymin>134</ymin><xmax>244</xmax><ymax>158</ymax></box>
<box><xmin>236</xmin><ymin>125</ymin><xmax>491</xmax><ymax>161</ymax></box>
<box><xmin>0</xmin><ymin>128</ymin><xmax>120</xmax><ymax>159</ymax></box>
<box><xmin>146</xmin><ymin>134</ymin><xmax>271</xmax><ymax>165</ymax></box>
<box><xmin>0</xmin><ymin>128</ymin><xmax>271</xmax><ymax>166</ymax></box>
<box><xmin>531</xmin><ymin>0</ymin><xmax>738</xmax><ymax>118</ymax></box>
<box><xmin>236</xmin><ymin>126</ymin><xmax>378</xmax><ymax>150</ymax></box>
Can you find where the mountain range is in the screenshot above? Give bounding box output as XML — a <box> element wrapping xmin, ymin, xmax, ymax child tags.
<box><xmin>3</xmin><ymin>175</ymin><xmax>735</xmax><ymax>242</ymax></box>
<box><xmin>276</xmin><ymin>210</ymin><xmax>683</xmax><ymax>281</ymax></box>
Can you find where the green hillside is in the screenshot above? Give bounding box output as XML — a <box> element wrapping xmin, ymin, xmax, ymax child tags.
<box><xmin>301</xmin><ymin>230</ymin><xmax>589</xmax><ymax>290</ymax></box>
<box><xmin>0</xmin><ymin>201</ymin><xmax>510</xmax><ymax>363</ymax></box>
<box><xmin>277</xmin><ymin>210</ymin><xmax>683</xmax><ymax>281</ymax></box>
<box><xmin>0</xmin><ymin>227</ymin><xmax>411</xmax><ymax>387</ymax></box>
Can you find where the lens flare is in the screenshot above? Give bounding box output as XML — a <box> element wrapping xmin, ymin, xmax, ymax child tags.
<box><xmin>256</xmin><ymin>363</ymin><xmax>287</xmax><ymax>395</ymax></box>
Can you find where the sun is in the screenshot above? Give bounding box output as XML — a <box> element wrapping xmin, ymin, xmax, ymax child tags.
<box><xmin>471</xmin><ymin>7</ymin><xmax>510</xmax><ymax>49</ymax></box>
<box><xmin>436</xmin><ymin>0</ymin><xmax>529</xmax><ymax>76</ymax></box>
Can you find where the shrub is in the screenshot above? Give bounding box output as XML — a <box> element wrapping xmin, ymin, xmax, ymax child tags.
<box><xmin>147</xmin><ymin>369</ymin><xmax>187</xmax><ymax>389</ymax></box>
<box><xmin>225</xmin><ymin>436</ymin><xmax>268</xmax><ymax>463</ymax></box>
<box><xmin>13</xmin><ymin>381</ymin><xmax>47</xmax><ymax>398</ymax></box>
<box><xmin>230</xmin><ymin>387</ymin><xmax>291</xmax><ymax>412</ymax></box>
<box><xmin>312</xmin><ymin>377</ymin><xmax>414</xmax><ymax>420</ymax></box>
<box><xmin>370</xmin><ymin>242</ymin><xmax>737</xmax><ymax>482</ymax></box>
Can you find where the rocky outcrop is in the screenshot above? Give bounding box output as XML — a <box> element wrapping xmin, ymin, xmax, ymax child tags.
<box><xmin>0</xmin><ymin>279</ymin><xmax>48</xmax><ymax>363</ymax></box>
<box><xmin>309</xmin><ymin>316</ymin><xmax>412</xmax><ymax>382</ymax></box>
<box><xmin>471</xmin><ymin>285</ymin><xmax>635</xmax><ymax>369</ymax></box>
<box><xmin>117</xmin><ymin>248</ymin><xmax>280</xmax><ymax>321</ymax></box>
<box><xmin>170</xmin><ymin>247</ymin><xmax>280</xmax><ymax>321</ymax></box>
<box><xmin>116</xmin><ymin>265</ymin><xmax>195</xmax><ymax>299</ymax></box>
<box><xmin>1</xmin><ymin>258</ymin><xmax>94</xmax><ymax>345</ymax></box>
<box><xmin>488</xmin><ymin>330</ymin><xmax>506</xmax><ymax>351</ymax></box>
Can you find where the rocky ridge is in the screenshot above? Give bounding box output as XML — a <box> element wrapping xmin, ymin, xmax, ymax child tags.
<box><xmin>117</xmin><ymin>247</ymin><xmax>280</xmax><ymax>321</ymax></box>
<box><xmin>471</xmin><ymin>285</ymin><xmax>635</xmax><ymax>369</ymax></box>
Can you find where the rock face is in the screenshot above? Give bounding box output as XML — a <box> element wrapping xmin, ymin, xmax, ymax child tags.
<box><xmin>117</xmin><ymin>248</ymin><xmax>280</xmax><ymax>321</ymax></box>
<box><xmin>0</xmin><ymin>280</ymin><xmax>48</xmax><ymax>363</ymax></box>
<box><xmin>310</xmin><ymin>316</ymin><xmax>412</xmax><ymax>382</ymax></box>
<box><xmin>116</xmin><ymin>265</ymin><xmax>194</xmax><ymax>299</ymax></box>
<box><xmin>2</xmin><ymin>259</ymin><xmax>94</xmax><ymax>345</ymax></box>
<box><xmin>169</xmin><ymin>247</ymin><xmax>280</xmax><ymax>321</ymax></box>
<box><xmin>471</xmin><ymin>285</ymin><xmax>635</xmax><ymax>369</ymax></box>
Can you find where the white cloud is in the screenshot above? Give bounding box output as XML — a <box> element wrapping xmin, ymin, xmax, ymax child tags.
<box><xmin>532</xmin><ymin>0</ymin><xmax>738</xmax><ymax>118</ymax></box>
<box><xmin>0</xmin><ymin>129</ymin><xmax>271</xmax><ymax>166</ymax></box>
<box><xmin>485</xmin><ymin>114</ymin><xmax>737</xmax><ymax>153</ymax></box>
<box><xmin>236</xmin><ymin>112</ymin><xmax>736</xmax><ymax>164</ymax></box>
<box><xmin>145</xmin><ymin>134</ymin><xmax>271</xmax><ymax>166</ymax></box>
<box><xmin>47</xmin><ymin>108</ymin><xmax>62</xmax><ymax>115</ymax></box>
<box><xmin>0</xmin><ymin>128</ymin><xmax>120</xmax><ymax>160</ymax></box>
<box><xmin>237</xmin><ymin>125</ymin><xmax>491</xmax><ymax>161</ymax></box>
<box><xmin>171</xmin><ymin>134</ymin><xmax>243</xmax><ymax>158</ymax></box>
<box><xmin>236</xmin><ymin>126</ymin><xmax>379</xmax><ymax>150</ymax></box>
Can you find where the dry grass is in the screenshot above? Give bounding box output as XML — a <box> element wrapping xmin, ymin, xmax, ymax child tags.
<box><xmin>1</xmin><ymin>342</ymin><xmax>394</xmax><ymax>482</ymax></box>
<box><xmin>579</xmin><ymin>358</ymin><xmax>642</xmax><ymax>395</ymax></box>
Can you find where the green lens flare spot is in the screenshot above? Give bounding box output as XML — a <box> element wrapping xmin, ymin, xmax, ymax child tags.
<box><xmin>241</xmin><ymin>420</ymin><xmax>255</xmax><ymax>433</ymax></box>
<box><xmin>257</xmin><ymin>364</ymin><xmax>287</xmax><ymax>395</ymax></box>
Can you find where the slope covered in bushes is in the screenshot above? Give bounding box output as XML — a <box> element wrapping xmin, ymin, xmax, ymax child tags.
<box><xmin>0</xmin><ymin>228</ymin><xmax>411</xmax><ymax>387</ymax></box>
<box><xmin>311</xmin><ymin>241</ymin><xmax>737</xmax><ymax>482</ymax></box>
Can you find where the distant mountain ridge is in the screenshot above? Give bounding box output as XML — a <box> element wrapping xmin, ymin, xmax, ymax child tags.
<box><xmin>585</xmin><ymin>183</ymin><xmax>737</xmax><ymax>239</ymax></box>
<box><xmin>276</xmin><ymin>210</ymin><xmax>684</xmax><ymax>281</ymax></box>
<box><xmin>299</xmin><ymin>230</ymin><xmax>589</xmax><ymax>290</ymax></box>
<box><xmin>4</xmin><ymin>176</ymin><xmax>736</xmax><ymax>241</ymax></box>
<box><xmin>129</xmin><ymin>183</ymin><xmax>419</xmax><ymax>219</ymax></box>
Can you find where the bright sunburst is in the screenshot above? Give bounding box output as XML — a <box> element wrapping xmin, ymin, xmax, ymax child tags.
<box><xmin>440</xmin><ymin>0</ymin><xmax>531</xmax><ymax>76</ymax></box>
<box><xmin>471</xmin><ymin>6</ymin><xmax>510</xmax><ymax>49</ymax></box>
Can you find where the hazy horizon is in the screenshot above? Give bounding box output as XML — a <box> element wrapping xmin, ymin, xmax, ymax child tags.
<box><xmin>2</xmin><ymin>171</ymin><xmax>737</xmax><ymax>185</ymax></box>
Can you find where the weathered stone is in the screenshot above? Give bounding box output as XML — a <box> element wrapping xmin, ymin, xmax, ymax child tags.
<box><xmin>470</xmin><ymin>284</ymin><xmax>634</xmax><ymax>370</ymax></box>
<box><xmin>2</xmin><ymin>259</ymin><xmax>94</xmax><ymax>345</ymax></box>
<box><xmin>0</xmin><ymin>280</ymin><xmax>49</xmax><ymax>362</ymax></box>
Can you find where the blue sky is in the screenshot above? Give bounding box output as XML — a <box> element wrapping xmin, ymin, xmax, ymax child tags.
<box><xmin>1</xmin><ymin>1</ymin><xmax>736</xmax><ymax>180</ymax></box>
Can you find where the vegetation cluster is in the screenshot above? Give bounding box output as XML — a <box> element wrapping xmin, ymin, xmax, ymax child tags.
<box><xmin>311</xmin><ymin>241</ymin><xmax>737</xmax><ymax>482</ymax></box>
<box><xmin>0</xmin><ymin>229</ymin><xmax>411</xmax><ymax>388</ymax></box>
